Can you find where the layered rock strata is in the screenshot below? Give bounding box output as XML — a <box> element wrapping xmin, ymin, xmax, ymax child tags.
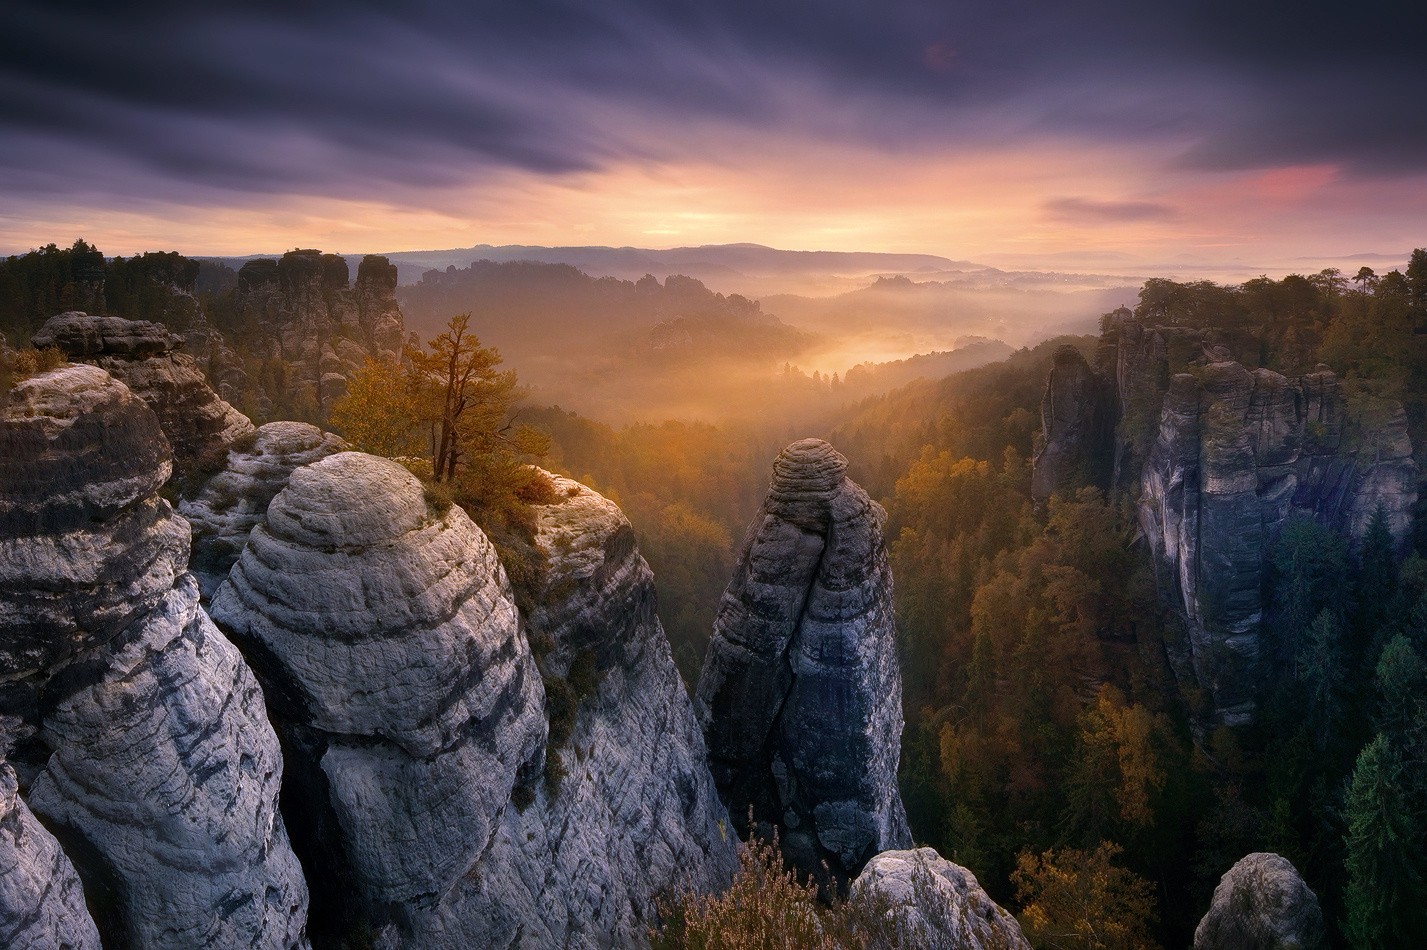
<box><xmin>404</xmin><ymin>475</ymin><xmax>737</xmax><ymax>947</ymax></box>
<box><xmin>851</xmin><ymin>848</ymin><xmax>1029</xmax><ymax>949</ymax></box>
<box><xmin>1031</xmin><ymin>344</ymin><xmax>1113</xmax><ymax>502</ymax></box>
<box><xmin>1194</xmin><ymin>853</ymin><xmax>1326</xmax><ymax>950</ymax></box>
<box><xmin>0</xmin><ymin>364</ymin><xmax>308</xmax><ymax>948</ymax></box>
<box><xmin>0</xmin><ymin>764</ymin><xmax>102</xmax><ymax>950</ymax></box>
<box><xmin>210</xmin><ymin>453</ymin><xmax>548</xmax><ymax>939</ymax></box>
<box><xmin>1139</xmin><ymin>359</ymin><xmax>1416</xmax><ymax>723</ymax></box>
<box><xmin>180</xmin><ymin>421</ymin><xmax>346</xmax><ymax>600</ymax></box>
<box><xmin>33</xmin><ymin>312</ymin><xmax>254</xmax><ymax>483</ymax></box>
<box><xmin>696</xmin><ymin>438</ymin><xmax>910</xmax><ymax>883</ymax></box>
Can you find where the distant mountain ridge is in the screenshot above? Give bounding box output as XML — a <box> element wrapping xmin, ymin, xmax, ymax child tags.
<box><xmin>205</xmin><ymin>243</ymin><xmax>985</xmax><ymax>288</ymax></box>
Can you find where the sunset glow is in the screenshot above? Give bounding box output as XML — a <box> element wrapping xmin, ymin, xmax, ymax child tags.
<box><xmin>3</xmin><ymin>2</ymin><xmax>1424</xmax><ymax>275</ymax></box>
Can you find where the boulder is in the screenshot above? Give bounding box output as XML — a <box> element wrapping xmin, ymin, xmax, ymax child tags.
<box><xmin>697</xmin><ymin>438</ymin><xmax>910</xmax><ymax>883</ymax></box>
<box><xmin>1194</xmin><ymin>853</ymin><xmax>1326</xmax><ymax>950</ymax></box>
<box><xmin>852</xmin><ymin>847</ymin><xmax>1030</xmax><ymax>949</ymax></box>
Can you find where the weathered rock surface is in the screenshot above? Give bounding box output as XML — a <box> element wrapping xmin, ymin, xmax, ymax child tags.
<box><xmin>696</xmin><ymin>438</ymin><xmax>910</xmax><ymax>883</ymax></box>
<box><xmin>1032</xmin><ymin>344</ymin><xmax>1113</xmax><ymax>502</ymax></box>
<box><xmin>0</xmin><ymin>763</ymin><xmax>102</xmax><ymax>950</ymax></box>
<box><xmin>852</xmin><ymin>848</ymin><xmax>1030</xmax><ymax>950</ymax></box>
<box><xmin>1057</xmin><ymin>318</ymin><xmax>1422</xmax><ymax>725</ymax></box>
<box><xmin>0</xmin><ymin>363</ymin><xmax>308</xmax><ymax>948</ymax></box>
<box><xmin>236</xmin><ymin>251</ymin><xmax>406</xmax><ymax>416</ymax></box>
<box><xmin>33</xmin><ymin>312</ymin><xmax>254</xmax><ymax>483</ymax></box>
<box><xmin>407</xmin><ymin>474</ymin><xmax>737</xmax><ymax>948</ymax></box>
<box><xmin>180</xmin><ymin>421</ymin><xmax>346</xmax><ymax>600</ymax></box>
<box><xmin>1138</xmin><ymin>357</ymin><xmax>1417</xmax><ymax>724</ymax></box>
<box><xmin>0</xmin><ymin>365</ymin><xmax>184</xmax><ymax>681</ymax></box>
<box><xmin>211</xmin><ymin>452</ymin><xmax>547</xmax><ymax>938</ymax></box>
<box><xmin>1194</xmin><ymin>853</ymin><xmax>1326</xmax><ymax>950</ymax></box>
<box><xmin>28</xmin><ymin>576</ymin><xmax>310</xmax><ymax>949</ymax></box>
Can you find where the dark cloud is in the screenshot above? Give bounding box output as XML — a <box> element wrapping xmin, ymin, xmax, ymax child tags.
<box><xmin>2</xmin><ymin>0</ymin><xmax>1425</xmax><ymax>209</ymax></box>
<box><xmin>1043</xmin><ymin>197</ymin><xmax>1178</xmax><ymax>224</ymax></box>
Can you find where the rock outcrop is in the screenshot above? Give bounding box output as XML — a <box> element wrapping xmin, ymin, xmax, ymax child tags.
<box><xmin>0</xmin><ymin>764</ymin><xmax>102</xmax><ymax>950</ymax></box>
<box><xmin>210</xmin><ymin>452</ymin><xmax>546</xmax><ymax>939</ymax></box>
<box><xmin>696</xmin><ymin>438</ymin><xmax>910</xmax><ymax>884</ymax></box>
<box><xmin>405</xmin><ymin>475</ymin><xmax>737</xmax><ymax>948</ymax></box>
<box><xmin>1041</xmin><ymin>318</ymin><xmax>1422</xmax><ymax>725</ymax></box>
<box><xmin>33</xmin><ymin>312</ymin><xmax>254</xmax><ymax>484</ymax></box>
<box><xmin>0</xmin><ymin>364</ymin><xmax>308</xmax><ymax>948</ymax></box>
<box><xmin>1194</xmin><ymin>853</ymin><xmax>1326</xmax><ymax>950</ymax></box>
<box><xmin>1031</xmin><ymin>344</ymin><xmax>1113</xmax><ymax>502</ymax></box>
<box><xmin>179</xmin><ymin>421</ymin><xmax>346</xmax><ymax>600</ymax></box>
<box><xmin>852</xmin><ymin>848</ymin><xmax>1030</xmax><ymax>949</ymax></box>
<box><xmin>235</xmin><ymin>251</ymin><xmax>406</xmax><ymax>415</ymax></box>
<box><xmin>212</xmin><ymin>456</ymin><xmax>736</xmax><ymax>947</ymax></box>
<box><xmin>1138</xmin><ymin>359</ymin><xmax>1416</xmax><ymax>723</ymax></box>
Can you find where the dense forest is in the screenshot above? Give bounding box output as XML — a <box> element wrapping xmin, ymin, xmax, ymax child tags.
<box><xmin>537</xmin><ymin>254</ymin><xmax>1427</xmax><ymax>947</ymax></box>
<box><xmin>6</xmin><ymin>237</ymin><xmax>1426</xmax><ymax>945</ymax></box>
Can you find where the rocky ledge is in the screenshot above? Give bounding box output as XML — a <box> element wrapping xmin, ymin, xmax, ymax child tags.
<box><xmin>697</xmin><ymin>438</ymin><xmax>911</xmax><ymax>884</ymax></box>
<box><xmin>33</xmin><ymin>311</ymin><xmax>254</xmax><ymax>484</ymax></box>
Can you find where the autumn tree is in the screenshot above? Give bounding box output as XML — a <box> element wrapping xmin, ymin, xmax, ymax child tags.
<box><xmin>329</xmin><ymin>357</ymin><xmax>425</xmax><ymax>458</ymax></box>
<box><xmin>1012</xmin><ymin>842</ymin><xmax>1160</xmax><ymax>950</ymax></box>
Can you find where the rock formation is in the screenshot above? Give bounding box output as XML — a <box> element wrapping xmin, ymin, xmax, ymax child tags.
<box><xmin>0</xmin><ymin>764</ymin><xmax>102</xmax><ymax>950</ymax></box>
<box><xmin>403</xmin><ymin>474</ymin><xmax>737</xmax><ymax>947</ymax></box>
<box><xmin>1138</xmin><ymin>358</ymin><xmax>1416</xmax><ymax>723</ymax></box>
<box><xmin>180</xmin><ymin>421</ymin><xmax>346</xmax><ymax>600</ymax></box>
<box><xmin>0</xmin><ymin>364</ymin><xmax>308</xmax><ymax>948</ymax></box>
<box><xmin>32</xmin><ymin>312</ymin><xmax>254</xmax><ymax>484</ymax></box>
<box><xmin>1040</xmin><ymin>318</ymin><xmax>1420</xmax><ymax>725</ymax></box>
<box><xmin>210</xmin><ymin>452</ymin><xmax>546</xmax><ymax>938</ymax></box>
<box><xmin>211</xmin><ymin>456</ymin><xmax>736</xmax><ymax>946</ymax></box>
<box><xmin>696</xmin><ymin>438</ymin><xmax>910</xmax><ymax>884</ymax></box>
<box><xmin>236</xmin><ymin>251</ymin><xmax>406</xmax><ymax>415</ymax></box>
<box><xmin>1194</xmin><ymin>853</ymin><xmax>1326</xmax><ymax>950</ymax></box>
<box><xmin>1031</xmin><ymin>344</ymin><xmax>1113</xmax><ymax>502</ymax></box>
<box><xmin>852</xmin><ymin>848</ymin><xmax>1029</xmax><ymax>949</ymax></box>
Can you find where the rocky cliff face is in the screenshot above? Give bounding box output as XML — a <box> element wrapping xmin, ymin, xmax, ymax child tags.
<box><xmin>1194</xmin><ymin>853</ymin><xmax>1326</xmax><ymax>950</ymax></box>
<box><xmin>32</xmin><ymin>312</ymin><xmax>255</xmax><ymax>485</ymax></box>
<box><xmin>211</xmin><ymin>456</ymin><xmax>734</xmax><ymax>947</ymax></box>
<box><xmin>404</xmin><ymin>474</ymin><xmax>737</xmax><ymax>948</ymax></box>
<box><xmin>0</xmin><ymin>365</ymin><xmax>308</xmax><ymax>948</ymax></box>
<box><xmin>696</xmin><ymin>438</ymin><xmax>910</xmax><ymax>884</ymax></box>
<box><xmin>0</xmin><ymin>763</ymin><xmax>102</xmax><ymax>949</ymax></box>
<box><xmin>180</xmin><ymin>421</ymin><xmax>347</xmax><ymax>600</ymax></box>
<box><xmin>236</xmin><ymin>251</ymin><xmax>406</xmax><ymax>414</ymax></box>
<box><xmin>851</xmin><ymin>848</ymin><xmax>1030</xmax><ymax>949</ymax></box>
<box><xmin>1040</xmin><ymin>319</ymin><xmax>1420</xmax><ymax>725</ymax></box>
<box><xmin>1031</xmin><ymin>344</ymin><xmax>1113</xmax><ymax>502</ymax></box>
<box><xmin>210</xmin><ymin>452</ymin><xmax>545</xmax><ymax>938</ymax></box>
<box><xmin>1139</xmin><ymin>358</ymin><xmax>1416</xmax><ymax>723</ymax></box>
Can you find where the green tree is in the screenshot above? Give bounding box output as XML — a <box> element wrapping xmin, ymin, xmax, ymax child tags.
<box><xmin>1342</xmin><ymin>735</ymin><xmax>1426</xmax><ymax>947</ymax></box>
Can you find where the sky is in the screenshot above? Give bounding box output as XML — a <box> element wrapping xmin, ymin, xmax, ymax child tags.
<box><xmin>3</xmin><ymin>0</ymin><xmax>1426</xmax><ymax>275</ymax></box>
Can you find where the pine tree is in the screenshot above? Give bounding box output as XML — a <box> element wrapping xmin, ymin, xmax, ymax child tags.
<box><xmin>1342</xmin><ymin>735</ymin><xmax>1426</xmax><ymax>947</ymax></box>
